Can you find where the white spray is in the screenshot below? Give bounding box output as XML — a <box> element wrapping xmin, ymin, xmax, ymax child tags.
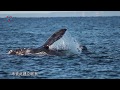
<box><xmin>49</xmin><ymin>31</ymin><xmax>82</xmax><ymax>54</ymax></box>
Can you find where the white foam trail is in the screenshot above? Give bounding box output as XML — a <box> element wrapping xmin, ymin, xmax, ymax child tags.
<box><xmin>49</xmin><ymin>31</ymin><xmax>82</xmax><ymax>54</ymax></box>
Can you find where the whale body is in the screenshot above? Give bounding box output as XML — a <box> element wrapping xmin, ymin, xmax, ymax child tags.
<box><xmin>8</xmin><ymin>29</ymin><xmax>67</xmax><ymax>56</ymax></box>
<box><xmin>8</xmin><ymin>28</ymin><xmax>88</xmax><ymax>56</ymax></box>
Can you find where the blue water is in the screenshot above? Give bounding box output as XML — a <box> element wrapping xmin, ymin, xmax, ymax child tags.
<box><xmin>0</xmin><ymin>17</ymin><xmax>120</xmax><ymax>79</ymax></box>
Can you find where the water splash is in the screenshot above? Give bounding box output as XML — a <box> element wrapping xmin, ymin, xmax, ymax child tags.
<box><xmin>49</xmin><ymin>31</ymin><xmax>82</xmax><ymax>54</ymax></box>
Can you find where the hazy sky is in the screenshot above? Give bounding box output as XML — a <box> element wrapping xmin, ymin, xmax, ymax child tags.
<box><xmin>0</xmin><ymin>11</ymin><xmax>120</xmax><ymax>17</ymax></box>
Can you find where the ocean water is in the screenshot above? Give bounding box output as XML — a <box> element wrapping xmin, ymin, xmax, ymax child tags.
<box><xmin>0</xmin><ymin>17</ymin><xmax>120</xmax><ymax>79</ymax></box>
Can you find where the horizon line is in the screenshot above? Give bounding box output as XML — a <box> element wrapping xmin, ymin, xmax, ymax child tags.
<box><xmin>0</xmin><ymin>16</ymin><xmax>120</xmax><ymax>18</ymax></box>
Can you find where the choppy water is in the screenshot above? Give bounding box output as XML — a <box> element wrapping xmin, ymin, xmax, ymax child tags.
<box><xmin>0</xmin><ymin>17</ymin><xmax>120</xmax><ymax>79</ymax></box>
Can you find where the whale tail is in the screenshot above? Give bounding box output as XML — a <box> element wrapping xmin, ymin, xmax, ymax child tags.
<box><xmin>42</xmin><ymin>29</ymin><xmax>67</xmax><ymax>48</ymax></box>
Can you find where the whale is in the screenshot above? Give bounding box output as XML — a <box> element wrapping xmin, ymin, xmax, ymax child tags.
<box><xmin>8</xmin><ymin>29</ymin><xmax>67</xmax><ymax>56</ymax></box>
<box><xmin>8</xmin><ymin>28</ymin><xmax>89</xmax><ymax>56</ymax></box>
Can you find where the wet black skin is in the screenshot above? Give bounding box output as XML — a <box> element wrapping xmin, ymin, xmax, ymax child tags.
<box><xmin>8</xmin><ymin>29</ymin><xmax>67</xmax><ymax>56</ymax></box>
<box><xmin>8</xmin><ymin>29</ymin><xmax>88</xmax><ymax>56</ymax></box>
